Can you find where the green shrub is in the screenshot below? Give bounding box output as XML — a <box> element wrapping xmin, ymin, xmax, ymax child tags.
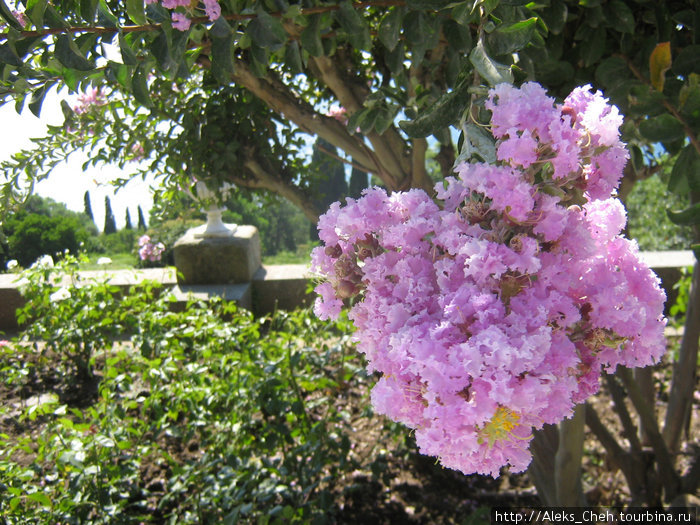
<box><xmin>5</xmin><ymin>214</ymin><xmax>90</xmax><ymax>267</ymax></box>
<box><xmin>625</xmin><ymin>175</ymin><xmax>694</xmax><ymax>251</ymax></box>
<box><xmin>2</xmin><ymin>265</ymin><xmax>372</xmax><ymax>522</ymax></box>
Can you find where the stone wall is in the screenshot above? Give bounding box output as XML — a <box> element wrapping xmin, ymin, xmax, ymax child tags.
<box><xmin>0</xmin><ymin>251</ymin><xmax>693</xmax><ymax>333</ymax></box>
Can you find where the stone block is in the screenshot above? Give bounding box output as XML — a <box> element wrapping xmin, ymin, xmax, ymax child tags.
<box><xmin>252</xmin><ymin>264</ymin><xmax>313</xmax><ymax>315</ymax></box>
<box><xmin>0</xmin><ymin>274</ymin><xmax>26</xmax><ymax>332</ymax></box>
<box><xmin>173</xmin><ymin>225</ymin><xmax>261</xmax><ymax>285</ymax></box>
<box><xmin>170</xmin><ymin>283</ymin><xmax>252</xmax><ymax>311</ymax></box>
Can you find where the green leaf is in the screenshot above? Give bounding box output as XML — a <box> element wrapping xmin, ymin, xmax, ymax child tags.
<box><xmin>486</xmin><ymin>17</ymin><xmax>537</xmax><ymax>56</ymax></box>
<box><xmin>398</xmin><ymin>81</ymin><xmax>470</xmax><ymax>138</ymax></box>
<box><xmin>607</xmin><ymin>0</ymin><xmax>635</xmax><ymax>34</ymax></box>
<box><xmin>404</xmin><ymin>11</ymin><xmax>439</xmax><ymax>63</ymax></box>
<box><xmin>385</xmin><ymin>42</ymin><xmax>405</xmax><ymax>75</ymax></box>
<box><xmin>378</xmin><ymin>8</ymin><xmax>403</xmax><ymax>52</ymax></box>
<box><xmin>284</xmin><ymin>40</ymin><xmax>302</xmax><ymax>75</ymax></box>
<box><xmin>669</xmin><ymin>144</ymin><xmax>700</xmax><ymax>195</ymax></box>
<box><xmin>80</xmin><ymin>0</ymin><xmax>98</xmax><ymax>23</ymax></box>
<box><xmin>667</xmin><ymin>202</ymin><xmax>700</xmax><ymax>226</ymax></box>
<box><xmin>211</xmin><ymin>16</ymin><xmax>234</xmax><ymax>83</ymax></box>
<box><xmin>97</xmin><ymin>0</ymin><xmax>119</xmax><ymax>27</ymax></box>
<box><xmin>55</xmin><ymin>34</ymin><xmax>94</xmax><ymax>71</ymax></box>
<box><xmin>455</xmin><ymin>121</ymin><xmax>497</xmax><ymax>165</ymax></box>
<box><xmin>347</xmin><ymin>107</ymin><xmax>370</xmax><ymax>134</ymax></box>
<box><xmin>580</xmin><ymin>26</ymin><xmax>606</xmax><ymax>67</ymax></box>
<box><xmin>638</xmin><ymin>114</ymin><xmax>685</xmax><ymax>143</ymax></box>
<box><xmin>145</xmin><ymin>2</ymin><xmax>169</xmax><ymax>23</ymax></box>
<box><xmin>469</xmin><ymin>39</ymin><xmax>513</xmax><ymax>86</ymax></box>
<box><xmin>28</xmin><ymin>83</ymin><xmax>49</xmax><ymax>117</ymax></box>
<box><xmin>26</xmin><ymin>0</ymin><xmax>48</xmax><ymax>29</ymax></box>
<box><xmin>27</xmin><ymin>491</ymin><xmax>52</xmax><ymax>508</ymax></box>
<box><xmin>149</xmin><ymin>28</ymin><xmax>175</xmax><ymax>73</ymax></box>
<box><xmin>0</xmin><ymin>0</ymin><xmax>23</xmax><ymax>30</ymax></box>
<box><xmin>539</xmin><ymin>2</ymin><xmax>567</xmax><ymax>35</ymax></box>
<box><xmin>61</xmin><ymin>66</ymin><xmax>84</xmax><ymax>91</ymax></box>
<box><xmin>673</xmin><ymin>45</ymin><xmax>700</xmax><ymax>77</ymax></box>
<box><xmin>301</xmin><ymin>14</ymin><xmax>323</xmax><ymax>57</ymax></box>
<box><xmin>442</xmin><ymin>19</ymin><xmax>472</xmax><ymax>53</ymax></box>
<box><xmin>595</xmin><ymin>56</ymin><xmax>630</xmax><ymax>89</ymax></box>
<box><xmin>0</xmin><ymin>42</ymin><xmax>22</xmax><ymax>67</ymax></box>
<box><xmin>119</xmin><ymin>34</ymin><xmax>139</xmax><ymax>65</ymax></box>
<box><xmin>358</xmin><ymin>107</ymin><xmax>380</xmax><ymax>134</ymax></box>
<box><xmin>132</xmin><ymin>63</ymin><xmax>152</xmax><ymax>107</ymax></box>
<box><xmin>248</xmin><ymin>8</ymin><xmax>286</xmax><ymax>51</ymax></box>
<box><xmin>106</xmin><ymin>60</ymin><xmax>130</xmax><ymax>89</ymax></box>
<box><xmin>44</xmin><ymin>4</ymin><xmax>69</xmax><ymax>29</ymax></box>
<box><xmin>126</xmin><ymin>0</ymin><xmax>147</xmax><ymax>25</ymax></box>
<box><xmin>336</xmin><ymin>0</ymin><xmax>371</xmax><ymax>50</ymax></box>
<box><xmin>452</xmin><ymin>3</ymin><xmax>478</xmax><ymax>26</ymax></box>
<box><xmin>374</xmin><ymin>106</ymin><xmax>397</xmax><ymax>135</ymax></box>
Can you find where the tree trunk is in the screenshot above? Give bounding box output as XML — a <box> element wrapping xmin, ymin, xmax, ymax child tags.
<box><xmin>528</xmin><ymin>405</ymin><xmax>587</xmax><ymax>506</ymax></box>
<box><xmin>663</xmin><ymin>258</ymin><xmax>700</xmax><ymax>453</ymax></box>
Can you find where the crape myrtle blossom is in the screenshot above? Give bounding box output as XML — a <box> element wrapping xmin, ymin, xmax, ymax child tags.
<box><xmin>145</xmin><ymin>0</ymin><xmax>222</xmax><ymax>31</ymax></box>
<box><xmin>73</xmin><ymin>87</ymin><xmax>108</xmax><ymax>115</ymax></box>
<box><xmin>311</xmin><ymin>83</ymin><xmax>666</xmax><ymax>477</ymax></box>
<box><xmin>138</xmin><ymin>235</ymin><xmax>165</xmax><ymax>262</ymax></box>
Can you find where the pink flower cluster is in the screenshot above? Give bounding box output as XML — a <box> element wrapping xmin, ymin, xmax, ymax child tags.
<box><xmin>145</xmin><ymin>0</ymin><xmax>221</xmax><ymax>31</ymax></box>
<box><xmin>138</xmin><ymin>235</ymin><xmax>165</xmax><ymax>262</ymax></box>
<box><xmin>73</xmin><ymin>87</ymin><xmax>107</xmax><ymax>115</ymax></box>
<box><xmin>311</xmin><ymin>83</ymin><xmax>666</xmax><ymax>477</ymax></box>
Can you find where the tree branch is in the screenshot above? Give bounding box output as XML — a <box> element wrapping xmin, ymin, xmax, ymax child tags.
<box><xmin>311</xmin><ymin>53</ymin><xmax>411</xmax><ymax>189</ymax></box>
<box><xmin>605</xmin><ymin>373</ymin><xmax>643</xmax><ymax>453</ymax></box>
<box><xmin>585</xmin><ymin>402</ymin><xmax>651</xmax><ymax>505</ymax></box>
<box><xmin>0</xmin><ymin>0</ymin><xmax>407</xmax><ymax>41</ymax></box>
<box><xmin>618</xmin><ymin>366</ymin><xmax>681</xmax><ymax>501</ymax></box>
<box><xmin>225</xmin><ymin>57</ymin><xmax>377</xmax><ymax>175</ymax></box>
<box><xmin>238</xmin><ymin>153</ymin><xmax>321</xmax><ymax>223</ymax></box>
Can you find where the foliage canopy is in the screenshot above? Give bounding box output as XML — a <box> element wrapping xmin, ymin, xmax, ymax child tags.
<box><xmin>0</xmin><ymin>0</ymin><xmax>698</xmax><ymax>223</ymax></box>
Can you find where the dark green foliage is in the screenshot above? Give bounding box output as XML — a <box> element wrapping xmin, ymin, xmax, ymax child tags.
<box><xmin>0</xmin><ymin>195</ymin><xmax>96</xmax><ymax>268</ymax></box>
<box><xmin>5</xmin><ymin>214</ymin><xmax>85</xmax><ymax>267</ymax></box>
<box><xmin>1</xmin><ymin>261</ymin><xmax>383</xmax><ymax>522</ymax></box>
<box><xmin>83</xmin><ymin>190</ymin><xmax>94</xmax><ymax>223</ymax></box>
<box><xmin>103</xmin><ymin>196</ymin><xmax>117</xmax><ymax>234</ymax></box>
<box><xmin>124</xmin><ymin>208</ymin><xmax>133</xmax><ymax>230</ymax></box>
<box><xmin>137</xmin><ymin>205</ymin><xmax>147</xmax><ymax>230</ymax></box>
<box><xmin>223</xmin><ymin>192</ymin><xmax>311</xmax><ymax>256</ymax></box>
<box><xmin>348</xmin><ymin>166</ymin><xmax>370</xmax><ymax>199</ymax></box>
<box><xmin>627</xmin><ymin>174</ymin><xmax>694</xmax><ymax>251</ymax></box>
<box><xmin>308</xmin><ymin>138</ymin><xmax>347</xmax><ymax>240</ymax></box>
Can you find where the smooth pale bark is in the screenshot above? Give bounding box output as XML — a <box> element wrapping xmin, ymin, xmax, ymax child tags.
<box><xmin>663</xmin><ymin>259</ymin><xmax>700</xmax><ymax>454</ymax></box>
<box><xmin>528</xmin><ymin>405</ymin><xmax>586</xmax><ymax>506</ymax></box>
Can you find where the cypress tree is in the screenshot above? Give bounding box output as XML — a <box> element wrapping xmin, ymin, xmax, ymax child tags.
<box><xmin>309</xmin><ymin>138</ymin><xmax>347</xmax><ymax>240</ymax></box>
<box><xmin>348</xmin><ymin>166</ymin><xmax>369</xmax><ymax>199</ymax></box>
<box><xmin>83</xmin><ymin>191</ymin><xmax>94</xmax><ymax>222</ymax></box>
<box><xmin>124</xmin><ymin>208</ymin><xmax>133</xmax><ymax>230</ymax></box>
<box><xmin>103</xmin><ymin>196</ymin><xmax>117</xmax><ymax>234</ymax></box>
<box><xmin>137</xmin><ymin>205</ymin><xmax>147</xmax><ymax>230</ymax></box>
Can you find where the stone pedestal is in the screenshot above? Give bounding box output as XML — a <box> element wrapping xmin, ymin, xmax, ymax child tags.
<box><xmin>173</xmin><ymin>225</ymin><xmax>261</xmax><ymax>285</ymax></box>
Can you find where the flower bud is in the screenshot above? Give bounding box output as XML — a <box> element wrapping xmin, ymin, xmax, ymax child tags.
<box><xmin>325</xmin><ymin>244</ymin><xmax>342</xmax><ymax>258</ymax></box>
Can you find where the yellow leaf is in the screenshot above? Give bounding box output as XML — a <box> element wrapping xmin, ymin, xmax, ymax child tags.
<box><xmin>650</xmin><ymin>42</ymin><xmax>672</xmax><ymax>92</ymax></box>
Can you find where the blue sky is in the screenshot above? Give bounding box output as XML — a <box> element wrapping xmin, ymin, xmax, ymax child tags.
<box><xmin>0</xmin><ymin>88</ymin><xmax>157</xmax><ymax>229</ymax></box>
